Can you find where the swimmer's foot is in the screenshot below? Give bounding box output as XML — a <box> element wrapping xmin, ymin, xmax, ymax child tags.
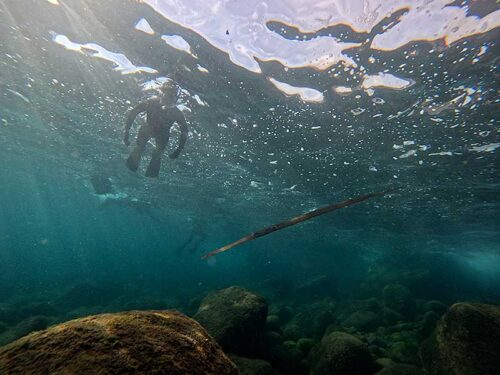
<box><xmin>126</xmin><ymin>148</ymin><xmax>142</xmax><ymax>172</ymax></box>
<box><xmin>145</xmin><ymin>157</ymin><xmax>161</xmax><ymax>178</ymax></box>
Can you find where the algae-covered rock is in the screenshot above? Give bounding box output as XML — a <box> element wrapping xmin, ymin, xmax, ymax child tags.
<box><xmin>229</xmin><ymin>355</ymin><xmax>273</xmax><ymax>375</ymax></box>
<box><xmin>309</xmin><ymin>331</ymin><xmax>375</xmax><ymax>375</ymax></box>
<box><xmin>193</xmin><ymin>286</ymin><xmax>268</xmax><ymax>356</ymax></box>
<box><xmin>420</xmin><ymin>302</ymin><xmax>500</xmax><ymax>375</ymax></box>
<box><xmin>266</xmin><ymin>314</ymin><xmax>281</xmax><ymax>332</ymax></box>
<box><xmin>0</xmin><ymin>310</ymin><xmax>238</xmax><ymax>375</ymax></box>
<box><xmin>419</xmin><ymin>331</ymin><xmax>442</xmax><ymax>375</ymax></box>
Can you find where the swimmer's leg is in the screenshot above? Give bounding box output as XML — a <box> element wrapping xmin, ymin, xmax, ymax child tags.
<box><xmin>126</xmin><ymin>125</ymin><xmax>151</xmax><ymax>172</ymax></box>
<box><xmin>145</xmin><ymin>130</ymin><xmax>169</xmax><ymax>178</ymax></box>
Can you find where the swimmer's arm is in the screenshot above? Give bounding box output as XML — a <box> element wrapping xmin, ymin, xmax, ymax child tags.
<box><xmin>169</xmin><ymin>112</ymin><xmax>188</xmax><ymax>159</ymax></box>
<box><xmin>123</xmin><ymin>101</ymin><xmax>148</xmax><ymax>145</ymax></box>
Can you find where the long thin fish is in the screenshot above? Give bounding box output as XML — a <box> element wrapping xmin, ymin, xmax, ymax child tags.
<box><xmin>201</xmin><ymin>189</ymin><xmax>395</xmax><ymax>259</ymax></box>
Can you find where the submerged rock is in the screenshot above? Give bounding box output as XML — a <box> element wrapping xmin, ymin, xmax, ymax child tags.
<box><xmin>383</xmin><ymin>284</ymin><xmax>416</xmax><ymax>319</ymax></box>
<box><xmin>229</xmin><ymin>355</ymin><xmax>273</xmax><ymax>375</ymax></box>
<box><xmin>296</xmin><ymin>337</ymin><xmax>316</xmax><ymax>355</ymax></box>
<box><xmin>375</xmin><ymin>358</ymin><xmax>421</xmax><ymax>375</ymax></box>
<box><xmin>419</xmin><ymin>310</ymin><xmax>440</xmax><ymax>337</ymax></box>
<box><xmin>265</xmin><ymin>331</ymin><xmax>283</xmax><ymax>347</ymax></box>
<box><xmin>380</xmin><ymin>307</ymin><xmax>404</xmax><ymax>325</ymax></box>
<box><xmin>283</xmin><ymin>298</ymin><xmax>336</xmax><ymax>340</ymax></box>
<box><xmin>267</xmin><ymin>340</ymin><xmax>306</xmax><ymax>375</ymax></box>
<box><xmin>309</xmin><ymin>331</ymin><xmax>376</xmax><ymax>375</ymax></box>
<box><xmin>422</xmin><ymin>300</ymin><xmax>447</xmax><ymax>316</ymax></box>
<box><xmin>344</xmin><ymin>310</ymin><xmax>381</xmax><ymax>331</ymax></box>
<box><xmin>0</xmin><ymin>310</ymin><xmax>238</xmax><ymax>375</ymax></box>
<box><xmin>266</xmin><ymin>314</ymin><xmax>281</xmax><ymax>332</ymax></box>
<box><xmin>387</xmin><ymin>340</ymin><xmax>420</xmax><ymax>365</ymax></box>
<box><xmin>420</xmin><ymin>302</ymin><xmax>500</xmax><ymax>375</ymax></box>
<box><xmin>193</xmin><ymin>286</ymin><xmax>268</xmax><ymax>356</ymax></box>
<box><xmin>275</xmin><ymin>305</ymin><xmax>294</xmax><ymax>324</ymax></box>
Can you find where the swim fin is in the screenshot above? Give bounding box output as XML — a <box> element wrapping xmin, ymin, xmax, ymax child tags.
<box><xmin>126</xmin><ymin>148</ymin><xmax>142</xmax><ymax>172</ymax></box>
<box><xmin>145</xmin><ymin>156</ymin><xmax>161</xmax><ymax>177</ymax></box>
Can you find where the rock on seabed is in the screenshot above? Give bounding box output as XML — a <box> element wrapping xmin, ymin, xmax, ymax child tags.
<box><xmin>194</xmin><ymin>286</ymin><xmax>268</xmax><ymax>356</ymax></box>
<box><xmin>309</xmin><ymin>331</ymin><xmax>376</xmax><ymax>375</ymax></box>
<box><xmin>0</xmin><ymin>310</ymin><xmax>238</xmax><ymax>375</ymax></box>
<box><xmin>421</xmin><ymin>302</ymin><xmax>500</xmax><ymax>375</ymax></box>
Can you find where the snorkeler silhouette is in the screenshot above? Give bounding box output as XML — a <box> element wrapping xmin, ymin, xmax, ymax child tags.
<box><xmin>175</xmin><ymin>220</ymin><xmax>207</xmax><ymax>256</ymax></box>
<box><xmin>123</xmin><ymin>80</ymin><xmax>188</xmax><ymax>177</ymax></box>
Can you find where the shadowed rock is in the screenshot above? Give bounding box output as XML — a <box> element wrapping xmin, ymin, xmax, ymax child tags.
<box><xmin>0</xmin><ymin>310</ymin><xmax>238</xmax><ymax>375</ymax></box>
<box><xmin>420</xmin><ymin>302</ymin><xmax>500</xmax><ymax>375</ymax></box>
<box><xmin>375</xmin><ymin>358</ymin><xmax>421</xmax><ymax>375</ymax></box>
<box><xmin>194</xmin><ymin>286</ymin><xmax>268</xmax><ymax>357</ymax></box>
<box><xmin>269</xmin><ymin>342</ymin><xmax>307</xmax><ymax>375</ymax></box>
<box><xmin>383</xmin><ymin>284</ymin><xmax>416</xmax><ymax>319</ymax></box>
<box><xmin>283</xmin><ymin>299</ymin><xmax>336</xmax><ymax>340</ymax></box>
<box><xmin>229</xmin><ymin>355</ymin><xmax>273</xmax><ymax>375</ymax></box>
<box><xmin>309</xmin><ymin>331</ymin><xmax>376</xmax><ymax>375</ymax></box>
<box><xmin>344</xmin><ymin>310</ymin><xmax>381</xmax><ymax>331</ymax></box>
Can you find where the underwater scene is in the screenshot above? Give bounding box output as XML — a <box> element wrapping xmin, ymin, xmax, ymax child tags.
<box><xmin>0</xmin><ymin>0</ymin><xmax>499</xmax><ymax>374</ymax></box>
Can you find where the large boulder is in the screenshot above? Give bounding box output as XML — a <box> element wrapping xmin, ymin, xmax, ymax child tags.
<box><xmin>0</xmin><ymin>310</ymin><xmax>238</xmax><ymax>375</ymax></box>
<box><xmin>309</xmin><ymin>331</ymin><xmax>376</xmax><ymax>375</ymax></box>
<box><xmin>193</xmin><ymin>286</ymin><xmax>268</xmax><ymax>356</ymax></box>
<box><xmin>420</xmin><ymin>302</ymin><xmax>500</xmax><ymax>375</ymax></box>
